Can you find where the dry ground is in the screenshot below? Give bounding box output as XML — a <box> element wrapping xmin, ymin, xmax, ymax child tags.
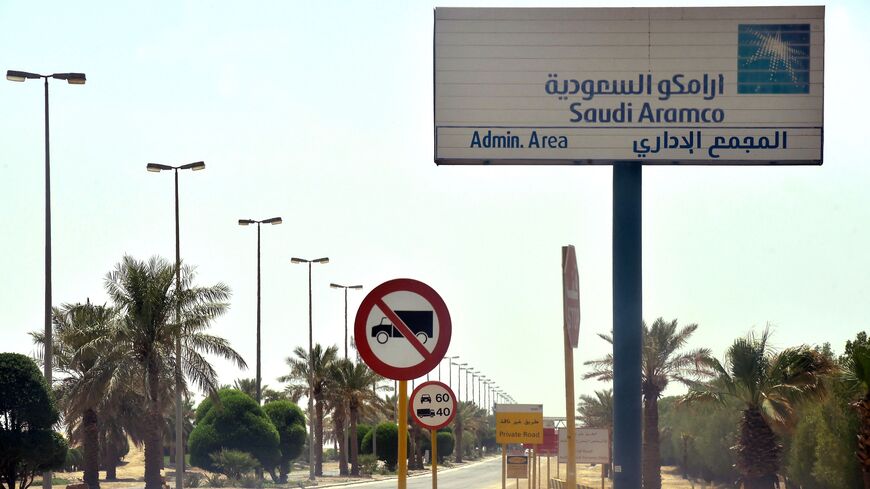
<box><xmin>50</xmin><ymin>445</ymin><xmax>727</xmax><ymax>489</ymax></box>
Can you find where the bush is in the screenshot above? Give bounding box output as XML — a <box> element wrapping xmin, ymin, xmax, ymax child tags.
<box><xmin>188</xmin><ymin>389</ymin><xmax>280</xmax><ymax>473</ymax></box>
<box><xmin>356</xmin><ymin>424</ymin><xmax>372</xmax><ymax>456</ymax></box>
<box><xmin>359</xmin><ymin>422</ymin><xmax>406</xmax><ymax>471</ymax></box>
<box><xmin>183</xmin><ymin>472</ymin><xmax>205</xmax><ymax>488</ymax></box>
<box><xmin>209</xmin><ymin>449</ymin><xmax>260</xmax><ymax>480</ymax></box>
<box><xmin>262</xmin><ymin>400</ymin><xmax>306</xmax><ymax>483</ymax></box>
<box><xmin>237</xmin><ymin>474</ymin><xmax>262</xmax><ymax>488</ymax></box>
<box><xmin>435</xmin><ymin>432</ymin><xmax>455</xmax><ymax>462</ymax></box>
<box><xmin>357</xmin><ymin>454</ymin><xmax>378</xmax><ymax>476</ymax></box>
<box><xmin>0</xmin><ymin>353</ymin><xmax>68</xmax><ymax>489</ymax></box>
<box><xmin>205</xmin><ymin>473</ymin><xmax>225</xmax><ymax>487</ymax></box>
<box><xmin>64</xmin><ymin>447</ymin><xmax>83</xmax><ymax>471</ymax></box>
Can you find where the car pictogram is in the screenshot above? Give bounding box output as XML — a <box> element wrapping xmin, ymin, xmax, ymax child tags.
<box><xmin>421</xmin><ymin>394</ymin><xmax>432</xmax><ymax>403</ymax></box>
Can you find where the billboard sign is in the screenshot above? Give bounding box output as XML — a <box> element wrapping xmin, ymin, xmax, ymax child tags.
<box><xmin>558</xmin><ymin>428</ymin><xmax>610</xmax><ymax>464</ymax></box>
<box><xmin>434</xmin><ymin>7</ymin><xmax>824</xmax><ymax>165</ymax></box>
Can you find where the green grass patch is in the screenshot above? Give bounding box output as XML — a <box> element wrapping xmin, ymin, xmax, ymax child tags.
<box><xmin>33</xmin><ymin>477</ymin><xmax>71</xmax><ymax>486</ymax></box>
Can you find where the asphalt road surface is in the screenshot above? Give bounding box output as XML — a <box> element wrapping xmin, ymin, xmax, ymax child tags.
<box><xmin>346</xmin><ymin>457</ymin><xmax>504</xmax><ymax>489</ymax></box>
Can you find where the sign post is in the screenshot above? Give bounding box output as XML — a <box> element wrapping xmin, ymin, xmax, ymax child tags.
<box><xmin>562</xmin><ymin>245</ymin><xmax>581</xmax><ymax>489</ymax></box>
<box><xmin>497</xmin><ymin>404</ymin><xmax>543</xmax><ymax>489</ymax></box>
<box><xmin>409</xmin><ymin>381</ymin><xmax>457</xmax><ymax>489</ymax></box>
<box><xmin>431</xmin><ymin>428</ymin><xmax>438</xmax><ymax>489</ymax></box>
<box><xmin>502</xmin><ymin>448</ymin><xmax>507</xmax><ymax>489</ymax></box>
<box><xmin>398</xmin><ymin>381</ymin><xmax>408</xmax><ymax>489</ymax></box>
<box><xmin>355</xmin><ymin>279</ymin><xmax>452</xmax><ymax>489</ymax></box>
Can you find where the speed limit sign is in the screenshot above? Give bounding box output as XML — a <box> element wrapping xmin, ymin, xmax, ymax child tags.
<box><xmin>409</xmin><ymin>381</ymin><xmax>457</xmax><ymax>430</ymax></box>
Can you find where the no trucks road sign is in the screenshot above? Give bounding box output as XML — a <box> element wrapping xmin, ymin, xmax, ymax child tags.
<box><xmin>409</xmin><ymin>381</ymin><xmax>457</xmax><ymax>430</ymax></box>
<box><xmin>354</xmin><ymin>278</ymin><xmax>452</xmax><ymax>380</ymax></box>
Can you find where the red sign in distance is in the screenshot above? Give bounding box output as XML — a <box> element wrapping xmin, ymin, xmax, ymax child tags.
<box><xmin>354</xmin><ymin>278</ymin><xmax>452</xmax><ymax>380</ymax></box>
<box><xmin>524</xmin><ymin>428</ymin><xmax>558</xmax><ymax>455</ymax></box>
<box><xmin>409</xmin><ymin>381</ymin><xmax>457</xmax><ymax>430</ymax></box>
<box><xmin>562</xmin><ymin>245</ymin><xmax>581</xmax><ymax>348</ymax></box>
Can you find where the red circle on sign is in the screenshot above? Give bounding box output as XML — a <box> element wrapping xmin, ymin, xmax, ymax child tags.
<box><xmin>409</xmin><ymin>381</ymin><xmax>457</xmax><ymax>430</ymax></box>
<box><xmin>354</xmin><ymin>278</ymin><xmax>452</xmax><ymax>380</ymax></box>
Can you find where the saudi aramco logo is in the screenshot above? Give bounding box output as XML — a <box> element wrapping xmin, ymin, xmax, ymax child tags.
<box><xmin>738</xmin><ymin>24</ymin><xmax>811</xmax><ymax>94</ymax></box>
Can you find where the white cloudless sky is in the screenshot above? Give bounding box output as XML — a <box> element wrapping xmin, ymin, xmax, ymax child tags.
<box><xmin>1</xmin><ymin>0</ymin><xmax>867</xmax><ymax>416</ymax></box>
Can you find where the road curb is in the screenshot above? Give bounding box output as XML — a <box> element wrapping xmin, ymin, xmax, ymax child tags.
<box><xmin>314</xmin><ymin>455</ymin><xmax>501</xmax><ymax>488</ymax></box>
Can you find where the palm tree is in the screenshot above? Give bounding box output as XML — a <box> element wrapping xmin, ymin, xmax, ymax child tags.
<box><xmin>32</xmin><ymin>302</ymin><xmax>119</xmax><ymax>489</ymax></box>
<box><xmin>578</xmin><ymin>389</ymin><xmax>613</xmax><ymax>429</ymax></box>
<box><xmin>105</xmin><ymin>256</ymin><xmax>246</xmax><ymax>489</ymax></box>
<box><xmin>584</xmin><ymin>318</ymin><xmax>713</xmax><ymax>489</ymax></box>
<box><xmin>682</xmin><ymin>328</ymin><xmax>836</xmax><ymax>489</ymax></box>
<box><xmin>99</xmin><ymin>382</ymin><xmax>147</xmax><ymax>481</ymax></box>
<box><xmin>278</xmin><ymin>344</ymin><xmax>338</xmax><ymax>476</ymax></box>
<box><xmin>326</xmin><ymin>359</ymin><xmax>389</xmax><ymax>475</ymax></box>
<box><xmin>842</xmin><ymin>337</ymin><xmax>870</xmax><ymax>488</ymax></box>
<box><xmin>454</xmin><ymin>401</ymin><xmax>485</xmax><ymax>461</ymax></box>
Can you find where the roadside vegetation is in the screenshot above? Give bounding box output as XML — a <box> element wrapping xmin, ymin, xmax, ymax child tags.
<box><xmin>6</xmin><ymin>259</ymin><xmax>870</xmax><ymax>489</ymax></box>
<box><xmin>583</xmin><ymin>322</ymin><xmax>870</xmax><ymax>489</ymax></box>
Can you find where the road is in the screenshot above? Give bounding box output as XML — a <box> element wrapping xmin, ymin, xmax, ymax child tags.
<box><xmin>343</xmin><ymin>457</ymin><xmax>504</xmax><ymax>489</ymax></box>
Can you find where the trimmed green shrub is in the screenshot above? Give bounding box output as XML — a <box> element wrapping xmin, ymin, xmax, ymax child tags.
<box><xmin>435</xmin><ymin>432</ymin><xmax>455</xmax><ymax>462</ymax></box>
<box><xmin>360</xmin><ymin>422</ymin><xmax>406</xmax><ymax>471</ymax></box>
<box><xmin>356</xmin><ymin>424</ymin><xmax>372</xmax><ymax>455</ymax></box>
<box><xmin>262</xmin><ymin>400</ymin><xmax>306</xmax><ymax>483</ymax></box>
<box><xmin>188</xmin><ymin>389</ymin><xmax>280</xmax><ymax>473</ymax></box>
<box><xmin>0</xmin><ymin>353</ymin><xmax>68</xmax><ymax>489</ymax></box>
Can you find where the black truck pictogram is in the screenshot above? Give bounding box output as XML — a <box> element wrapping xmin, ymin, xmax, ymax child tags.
<box><xmin>371</xmin><ymin>310</ymin><xmax>433</xmax><ymax>345</ymax></box>
<box><xmin>416</xmin><ymin>408</ymin><xmax>436</xmax><ymax>418</ymax></box>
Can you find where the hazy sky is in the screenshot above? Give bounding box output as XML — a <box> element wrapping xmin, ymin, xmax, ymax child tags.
<box><xmin>1</xmin><ymin>0</ymin><xmax>867</xmax><ymax>417</ymax></box>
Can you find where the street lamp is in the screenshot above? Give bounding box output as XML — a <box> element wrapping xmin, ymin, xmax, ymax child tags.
<box><xmin>329</xmin><ymin>283</ymin><xmax>363</xmax><ymax>359</ymax></box>
<box><xmin>146</xmin><ymin>161</ymin><xmax>205</xmax><ymax>489</ymax></box>
<box><xmin>446</xmin><ymin>356</ymin><xmax>459</xmax><ymax>388</ymax></box>
<box><xmin>7</xmin><ymin>70</ymin><xmax>85</xmax><ymax>489</ymax></box>
<box><xmin>458</xmin><ymin>363</ymin><xmax>468</xmax><ymax>403</ymax></box>
<box><xmin>479</xmin><ymin>376</ymin><xmax>487</xmax><ymax>410</ymax></box>
<box><xmin>238</xmin><ymin>217</ymin><xmax>282</xmax><ymax>404</ymax></box>
<box><xmin>291</xmin><ymin>256</ymin><xmax>329</xmax><ymax>481</ymax></box>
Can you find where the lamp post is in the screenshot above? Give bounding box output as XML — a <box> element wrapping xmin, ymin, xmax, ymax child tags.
<box><xmin>7</xmin><ymin>71</ymin><xmax>85</xmax><ymax>489</ymax></box>
<box><xmin>465</xmin><ymin>368</ymin><xmax>472</xmax><ymax>404</ymax></box>
<box><xmin>146</xmin><ymin>161</ymin><xmax>205</xmax><ymax>489</ymax></box>
<box><xmin>479</xmin><ymin>376</ymin><xmax>487</xmax><ymax>411</ymax></box>
<box><xmin>446</xmin><ymin>356</ymin><xmax>458</xmax><ymax>389</ymax></box>
<box><xmin>291</xmin><ymin>256</ymin><xmax>329</xmax><ymax>481</ymax></box>
<box><xmin>457</xmin><ymin>363</ymin><xmax>467</xmax><ymax>403</ymax></box>
<box><xmin>238</xmin><ymin>217</ymin><xmax>282</xmax><ymax>404</ymax></box>
<box><xmin>329</xmin><ymin>283</ymin><xmax>363</xmax><ymax>359</ymax></box>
